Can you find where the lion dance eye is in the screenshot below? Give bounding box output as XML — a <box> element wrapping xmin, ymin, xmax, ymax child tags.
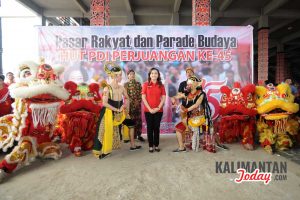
<box><xmin>222</xmin><ymin>94</ymin><xmax>227</xmax><ymax>101</ymax></box>
<box><xmin>232</xmin><ymin>88</ymin><xmax>240</xmax><ymax>95</ymax></box>
<box><xmin>24</xmin><ymin>70</ymin><xmax>32</xmax><ymax>78</ymax></box>
<box><xmin>247</xmin><ymin>94</ymin><xmax>252</xmax><ymax>101</ymax></box>
<box><xmin>281</xmin><ymin>94</ymin><xmax>286</xmax><ymax>98</ymax></box>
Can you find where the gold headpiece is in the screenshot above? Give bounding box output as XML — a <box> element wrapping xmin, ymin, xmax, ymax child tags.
<box><xmin>104</xmin><ymin>62</ymin><xmax>122</xmax><ymax>76</ymax></box>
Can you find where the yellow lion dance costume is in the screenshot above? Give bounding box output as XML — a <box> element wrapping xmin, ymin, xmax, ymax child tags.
<box><xmin>256</xmin><ymin>83</ymin><xmax>299</xmax><ymax>153</ymax></box>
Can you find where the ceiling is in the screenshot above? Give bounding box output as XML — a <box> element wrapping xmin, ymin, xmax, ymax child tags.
<box><xmin>16</xmin><ymin>0</ymin><xmax>300</xmax><ymax>82</ymax></box>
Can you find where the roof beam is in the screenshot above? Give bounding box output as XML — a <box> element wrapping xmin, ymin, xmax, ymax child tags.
<box><xmin>43</xmin><ymin>9</ymin><xmax>130</xmax><ymax>18</ymax></box>
<box><xmin>170</xmin><ymin>13</ymin><xmax>179</xmax><ymax>25</ymax></box>
<box><xmin>43</xmin><ymin>9</ymin><xmax>87</xmax><ymax>17</ymax></box>
<box><xmin>253</xmin><ymin>21</ymin><xmax>294</xmax><ymax>43</ymax></box>
<box><xmin>124</xmin><ymin>0</ymin><xmax>135</xmax><ymax>24</ymax></box>
<box><xmin>241</xmin><ymin>0</ymin><xmax>289</xmax><ymax>26</ymax></box>
<box><xmin>47</xmin><ymin>17</ymin><xmax>62</xmax><ymax>26</ymax></box>
<box><xmin>16</xmin><ymin>0</ymin><xmax>43</xmax><ymax>15</ymax></box>
<box><xmin>219</xmin><ymin>0</ymin><xmax>234</xmax><ymax>11</ymax></box>
<box><xmin>212</xmin><ymin>0</ymin><xmax>234</xmax><ymax>24</ymax></box>
<box><xmin>170</xmin><ymin>0</ymin><xmax>181</xmax><ymax>25</ymax></box>
<box><xmin>134</xmin><ymin>7</ymin><xmax>172</xmax><ymax>16</ymax></box>
<box><xmin>263</xmin><ymin>0</ymin><xmax>289</xmax><ymax>15</ymax></box>
<box><xmin>173</xmin><ymin>0</ymin><xmax>182</xmax><ymax>12</ymax></box>
<box><xmin>269</xmin><ymin>19</ymin><xmax>295</xmax><ymax>34</ymax></box>
<box><xmin>240</xmin><ymin>17</ymin><xmax>259</xmax><ymax>26</ymax></box>
<box><xmin>73</xmin><ymin>0</ymin><xmax>89</xmax><ymax>14</ymax></box>
<box><xmin>281</xmin><ymin>30</ymin><xmax>300</xmax><ymax>43</ymax></box>
<box><xmin>182</xmin><ymin>8</ymin><xmax>259</xmax><ymax>17</ymax></box>
<box><xmin>269</xmin><ymin>9</ymin><xmax>300</xmax><ymax>18</ymax></box>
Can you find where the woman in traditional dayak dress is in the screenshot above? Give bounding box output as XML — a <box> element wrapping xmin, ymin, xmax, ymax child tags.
<box><xmin>93</xmin><ymin>63</ymin><xmax>141</xmax><ymax>159</ymax></box>
<box><xmin>171</xmin><ymin>76</ymin><xmax>215</xmax><ymax>153</ymax></box>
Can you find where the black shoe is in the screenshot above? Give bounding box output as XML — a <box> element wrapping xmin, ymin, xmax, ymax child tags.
<box><xmin>216</xmin><ymin>143</ymin><xmax>229</xmax><ymax>150</ymax></box>
<box><xmin>99</xmin><ymin>153</ymin><xmax>111</xmax><ymax>159</ymax></box>
<box><xmin>138</xmin><ymin>136</ymin><xmax>145</xmax><ymax>142</ymax></box>
<box><xmin>130</xmin><ymin>145</ymin><xmax>142</xmax><ymax>151</ymax></box>
<box><xmin>172</xmin><ymin>148</ymin><xmax>187</xmax><ymax>153</ymax></box>
<box><xmin>155</xmin><ymin>147</ymin><xmax>160</xmax><ymax>152</ymax></box>
<box><xmin>124</xmin><ymin>140</ymin><xmax>130</xmax><ymax>143</ymax></box>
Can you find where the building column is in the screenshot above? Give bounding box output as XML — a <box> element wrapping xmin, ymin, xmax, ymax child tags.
<box><xmin>275</xmin><ymin>52</ymin><xmax>286</xmax><ymax>83</ymax></box>
<box><xmin>41</xmin><ymin>15</ymin><xmax>46</xmax><ymax>26</ymax></box>
<box><xmin>257</xmin><ymin>28</ymin><xmax>269</xmax><ymax>83</ymax></box>
<box><xmin>90</xmin><ymin>0</ymin><xmax>110</xmax><ymax>26</ymax></box>
<box><xmin>257</xmin><ymin>16</ymin><xmax>269</xmax><ymax>83</ymax></box>
<box><xmin>275</xmin><ymin>43</ymin><xmax>286</xmax><ymax>84</ymax></box>
<box><xmin>192</xmin><ymin>0</ymin><xmax>211</xmax><ymax>26</ymax></box>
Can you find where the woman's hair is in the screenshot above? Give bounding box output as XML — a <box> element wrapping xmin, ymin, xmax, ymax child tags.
<box><xmin>0</xmin><ymin>74</ymin><xmax>5</xmax><ymax>81</ymax></box>
<box><xmin>6</xmin><ymin>72</ymin><xmax>13</xmax><ymax>76</ymax></box>
<box><xmin>148</xmin><ymin>67</ymin><xmax>162</xmax><ymax>86</ymax></box>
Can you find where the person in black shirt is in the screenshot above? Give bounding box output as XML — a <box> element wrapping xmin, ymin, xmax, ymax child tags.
<box><xmin>178</xmin><ymin>66</ymin><xmax>195</xmax><ymax>96</ymax></box>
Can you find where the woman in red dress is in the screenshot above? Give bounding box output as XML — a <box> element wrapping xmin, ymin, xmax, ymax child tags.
<box><xmin>142</xmin><ymin>68</ymin><xmax>166</xmax><ymax>153</ymax></box>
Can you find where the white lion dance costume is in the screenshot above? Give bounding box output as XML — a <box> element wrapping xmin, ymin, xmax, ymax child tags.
<box><xmin>0</xmin><ymin>61</ymin><xmax>69</xmax><ymax>182</ymax></box>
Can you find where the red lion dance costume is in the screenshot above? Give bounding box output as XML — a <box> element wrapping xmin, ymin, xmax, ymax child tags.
<box><xmin>57</xmin><ymin>81</ymin><xmax>102</xmax><ymax>156</ymax></box>
<box><xmin>0</xmin><ymin>83</ymin><xmax>13</xmax><ymax>117</ymax></box>
<box><xmin>256</xmin><ymin>83</ymin><xmax>299</xmax><ymax>153</ymax></box>
<box><xmin>0</xmin><ymin>61</ymin><xmax>69</xmax><ymax>182</ymax></box>
<box><xmin>218</xmin><ymin>82</ymin><xmax>257</xmax><ymax>150</ymax></box>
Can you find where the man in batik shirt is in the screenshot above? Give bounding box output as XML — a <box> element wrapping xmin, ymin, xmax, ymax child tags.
<box><xmin>124</xmin><ymin>69</ymin><xmax>145</xmax><ymax>142</ymax></box>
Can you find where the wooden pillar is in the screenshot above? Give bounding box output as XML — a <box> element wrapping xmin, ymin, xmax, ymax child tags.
<box><xmin>257</xmin><ymin>28</ymin><xmax>269</xmax><ymax>83</ymax></box>
<box><xmin>275</xmin><ymin>52</ymin><xmax>285</xmax><ymax>84</ymax></box>
<box><xmin>192</xmin><ymin>0</ymin><xmax>211</xmax><ymax>26</ymax></box>
<box><xmin>90</xmin><ymin>0</ymin><xmax>110</xmax><ymax>26</ymax></box>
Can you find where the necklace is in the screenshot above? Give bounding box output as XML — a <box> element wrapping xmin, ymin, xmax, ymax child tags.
<box><xmin>187</xmin><ymin>90</ymin><xmax>199</xmax><ymax>100</ymax></box>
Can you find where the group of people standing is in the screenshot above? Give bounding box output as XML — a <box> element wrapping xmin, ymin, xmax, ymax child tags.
<box><xmin>92</xmin><ymin>63</ymin><xmax>211</xmax><ymax>159</ymax></box>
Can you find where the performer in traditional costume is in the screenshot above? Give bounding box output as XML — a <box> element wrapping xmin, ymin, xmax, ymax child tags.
<box><xmin>0</xmin><ymin>61</ymin><xmax>69</xmax><ymax>182</ymax></box>
<box><xmin>172</xmin><ymin>76</ymin><xmax>215</xmax><ymax>153</ymax></box>
<box><xmin>58</xmin><ymin>81</ymin><xmax>102</xmax><ymax>156</ymax></box>
<box><xmin>256</xmin><ymin>83</ymin><xmax>299</xmax><ymax>153</ymax></box>
<box><xmin>218</xmin><ymin>82</ymin><xmax>257</xmax><ymax>150</ymax></box>
<box><xmin>0</xmin><ymin>74</ymin><xmax>13</xmax><ymax>117</ymax></box>
<box><xmin>93</xmin><ymin>62</ymin><xmax>141</xmax><ymax>159</ymax></box>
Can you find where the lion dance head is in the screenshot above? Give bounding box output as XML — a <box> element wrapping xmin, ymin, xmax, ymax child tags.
<box><xmin>0</xmin><ymin>61</ymin><xmax>69</xmax><ymax>182</ymax></box>
<box><xmin>56</xmin><ymin>81</ymin><xmax>102</xmax><ymax>156</ymax></box>
<box><xmin>255</xmin><ymin>83</ymin><xmax>299</xmax><ymax>153</ymax></box>
<box><xmin>218</xmin><ymin>82</ymin><xmax>257</xmax><ymax>150</ymax></box>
